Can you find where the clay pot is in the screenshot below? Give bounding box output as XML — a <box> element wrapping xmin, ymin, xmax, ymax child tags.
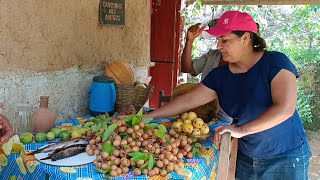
<box><xmin>33</xmin><ymin>96</ymin><xmax>57</xmax><ymax>133</ymax></box>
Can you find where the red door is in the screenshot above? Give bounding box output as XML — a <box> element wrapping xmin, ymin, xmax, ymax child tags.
<box><xmin>149</xmin><ymin>0</ymin><xmax>181</xmax><ymax>108</ymax></box>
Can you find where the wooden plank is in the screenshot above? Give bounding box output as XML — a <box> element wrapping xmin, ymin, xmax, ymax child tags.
<box><xmin>186</xmin><ymin>0</ymin><xmax>320</xmax><ymax>5</ymax></box>
<box><xmin>216</xmin><ymin>132</ymin><xmax>231</xmax><ymax>180</ymax></box>
<box><xmin>228</xmin><ymin>138</ymin><xmax>238</xmax><ymax>180</ymax></box>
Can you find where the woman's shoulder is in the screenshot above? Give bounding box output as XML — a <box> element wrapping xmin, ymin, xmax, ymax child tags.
<box><xmin>263</xmin><ymin>51</ymin><xmax>299</xmax><ymax>78</ymax></box>
<box><xmin>266</xmin><ymin>50</ymin><xmax>288</xmax><ymax>57</ymax></box>
<box><xmin>263</xmin><ymin>51</ymin><xmax>292</xmax><ymax>66</ymax></box>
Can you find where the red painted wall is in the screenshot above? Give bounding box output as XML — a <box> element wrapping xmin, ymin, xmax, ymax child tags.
<box><xmin>149</xmin><ymin>0</ymin><xmax>181</xmax><ymax>108</ymax></box>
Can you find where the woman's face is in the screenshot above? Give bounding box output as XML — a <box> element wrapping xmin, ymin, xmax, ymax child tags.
<box><xmin>216</xmin><ymin>32</ymin><xmax>248</xmax><ymax>63</ymax></box>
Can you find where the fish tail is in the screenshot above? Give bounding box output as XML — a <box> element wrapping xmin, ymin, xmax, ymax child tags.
<box><xmin>40</xmin><ymin>157</ymin><xmax>51</xmax><ymax>161</ymax></box>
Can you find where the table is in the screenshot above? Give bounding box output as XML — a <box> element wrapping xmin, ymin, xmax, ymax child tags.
<box><xmin>0</xmin><ymin>116</ymin><xmax>231</xmax><ymax>180</ymax></box>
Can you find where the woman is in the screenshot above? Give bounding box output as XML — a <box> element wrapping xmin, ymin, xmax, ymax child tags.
<box><xmin>144</xmin><ymin>10</ymin><xmax>311</xmax><ymax>179</ymax></box>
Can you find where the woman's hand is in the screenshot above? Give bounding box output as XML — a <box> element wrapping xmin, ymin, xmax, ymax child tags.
<box><xmin>213</xmin><ymin>125</ymin><xmax>246</xmax><ymax>145</ymax></box>
<box><xmin>187</xmin><ymin>23</ymin><xmax>206</xmax><ymax>41</ymax></box>
<box><xmin>0</xmin><ymin>115</ymin><xmax>14</xmax><ymax>145</ymax></box>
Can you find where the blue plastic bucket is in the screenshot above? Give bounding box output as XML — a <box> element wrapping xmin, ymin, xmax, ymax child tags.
<box><xmin>88</xmin><ymin>75</ymin><xmax>116</xmax><ymax>116</ymax></box>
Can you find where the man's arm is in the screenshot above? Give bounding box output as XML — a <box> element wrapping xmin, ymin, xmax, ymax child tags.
<box><xmin>181</xmin><ymin>39</ymin><xmax>196</xmax><ymax>74</ymax></box>
<box><xmin>181</xmin><ymin>24</ymin><xmax>206</xmax><ymax>75</ymax></box>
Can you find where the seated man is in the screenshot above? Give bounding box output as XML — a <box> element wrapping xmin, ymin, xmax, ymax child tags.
<box><xmin>181</xmin><ymin>19</ymin><xmax>232</xmax><ymax>122</ymax></box>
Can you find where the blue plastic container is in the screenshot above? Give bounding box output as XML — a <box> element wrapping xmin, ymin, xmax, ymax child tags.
<box><xmin>88</xmin><ymin>75</ymin><xmax>116</xmax><ymax>116</ymax></box>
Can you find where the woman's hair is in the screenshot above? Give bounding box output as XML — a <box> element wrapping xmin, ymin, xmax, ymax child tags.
<box><xmin>232</xmin><ymin>31</ymin><xmax>267</xmax><ymax>52</ymax></box>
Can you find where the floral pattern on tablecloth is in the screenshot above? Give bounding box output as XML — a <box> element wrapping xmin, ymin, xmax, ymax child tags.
<box><xmin>0</xmin><ymin>114</ymin><xmax>230</xmax><ymax>180</ymax></box>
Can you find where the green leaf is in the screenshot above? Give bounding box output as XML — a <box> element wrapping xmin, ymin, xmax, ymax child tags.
<box><xmin>124</xmin><ymin>114</ymin><xmax>135</xmax><ymax>121</ymax></box>
<box><xmin>96</xmin><ymin>132</ymin><xmax>103</xmax><ymax>137</ymax></box>
<box><xmin>95</xmin><ymin>167</ymin><xmax>108</xmax><ymax>174</ymax></box>
<box><xmin>132</xmin><ymin>116</ymin><xmax>141</xmax><ymax>126</ymax></box>
<box><xmin>140</xmin><ymin>162</ymin><xmax>148</xmax><ymax>171</ymax></box>
<box><xmin>124</xmin><ymin>115</ymin><xmax>135</xmax><ymax>126</ymax></box>
<box><xmin>128</xmin><ymin>151</ymin><xmax>144</xmax><ymax>157</ymax></box>
<box><xmin>131</xmin><ymin>154</ymin><xmax>149</xmax><ymax>161</ymax></box>
<box><xmin>102</xmin><ymin>122</ymin><xmax>120</xmax><ymax>142</ymax></box>
<box><xmin>101</xmin><ymin>120</ymin><xmax>108</xmax><ymax>130</ymax></box>
<box><xmin>144</xmin><ymin>125</ymin><xmax>154</xmax><ymax>131</ymax></box>
<box><xmin>91</xmin><ymin>122</ymin><xmax>102</xmax><ymax>133</ymax></box>
<box><xmin>82</xmin><ymin>121</ymin><xmax>94</xmax><ymax>128</ymax></box>
<box><xmin>103</xmin><ymin>117</ymin><xmax>112</xmax><ymax>123</ymax></box>
<box><xmin>192</xmin><ymin>147</ymin><xmax>202</xmax><ymax>157</ymax></box>
<box><xmin>119</xmin><ymin>132</ymin><xmax>128</xmax><ymax>138</ymax></box>
<box><xmin>155</xmin><ymin>130</ymin><xmax>166</xmax><ymax>138</ymax></box>
<box><xmin>148</xmin><ymin>123</ymin><xmax>159</xmax><ymax>128</ymax></box>
<box><xmin>102</xmin><ymin>143</ymin><xmax>115</xmax><ymax>155</ymax></box>
<box><xmin>194</xmin><ymin>143</ymin><xmax>202</xmax><ymax>147</ymax></box>
<box><xmin>137</xmin><ymin>108</ymin><xmax>144</xmax><ymax>116</ymax></box>
<box><xmin>148</xmin><ymin>155</ymin><xmax>154</xmax><ymax>171</ymax></box>
<box><xmin>143</xmin><ymin>117</ymin><xmax>153</xmax><ymax>124</ymax></box>
<box><xmin>158</xmin><ymin>124</ymin><xmax>167</xmax><ymax>133</ymax></box>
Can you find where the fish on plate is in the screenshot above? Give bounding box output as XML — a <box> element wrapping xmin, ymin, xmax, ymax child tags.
<box><xmin>28</xmin><ymin>138</ymin><xmax>88</xmax><ymax>155</ymax></box>
<box><xmin>40</xmin><ymin>144</ymin><xmax>87</xmax><ymax>161</ymax></box>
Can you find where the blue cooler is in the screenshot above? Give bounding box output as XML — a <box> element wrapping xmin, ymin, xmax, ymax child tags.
<box><xmin>88</xmin><ymin>75</ymin><xmax>116</xmax><ymax>116</ymax></box>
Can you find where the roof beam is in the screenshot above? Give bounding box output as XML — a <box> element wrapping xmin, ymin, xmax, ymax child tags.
<box><xmin>186</xmin><ymin>0</ymin><xmax>320</xmax><ymax>5</ymax></box>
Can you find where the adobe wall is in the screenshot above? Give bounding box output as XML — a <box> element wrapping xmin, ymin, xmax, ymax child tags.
<box><xmin>0</xmin><ymin>0</ymin><xmax>151</xmax><ymax>122</ymax></box>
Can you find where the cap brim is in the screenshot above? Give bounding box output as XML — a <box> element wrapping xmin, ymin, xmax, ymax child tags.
<box><xmin>202</xmin><ymin>31</ymin><xmax>214</xmax><ymax>39</ymax></box>
<box><xmin>203</xmin><ymin>28</ymin><xmax>232</xmax><ymax>38</ymax></box>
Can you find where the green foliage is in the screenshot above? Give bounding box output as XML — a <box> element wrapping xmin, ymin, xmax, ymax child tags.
<box><xmin>155</xmin><ymin>124</ymin><xmax>167</xmax><ymax>138</ymax></box>
<box><xmin>297</xmin><ymin>84</ymin><xmax>314</xmax><ymax>123</ymax></box>
<box><xmin>267</xmin><ymin>6</ymin><xmax>319</xmax><ymax>125</ymax></box>
<box><xmin>102</xmin><ymin>122</ymin><xmax>120</xmax><ymax>142</ymax></box>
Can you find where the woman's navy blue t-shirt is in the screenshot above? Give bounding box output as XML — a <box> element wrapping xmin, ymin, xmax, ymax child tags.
<box><xmin>202</xmin><ymin>51</ymin><xmax>308</xmax><ymax>158</ymax></box>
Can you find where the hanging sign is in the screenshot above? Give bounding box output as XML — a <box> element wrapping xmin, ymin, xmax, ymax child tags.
<box><xmin>99</xmin><ymin>0</ymin><xmax>125</xmax><ymax>25</ymax></box>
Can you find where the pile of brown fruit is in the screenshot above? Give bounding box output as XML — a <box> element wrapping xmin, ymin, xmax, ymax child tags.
<box><xmin>84</xmin><ymin>111</ymin><xmax>197</xmax><ymax>178</ymax></box>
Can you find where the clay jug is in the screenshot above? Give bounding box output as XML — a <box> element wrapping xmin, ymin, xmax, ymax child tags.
<box><xmin>33</xmin><ymin>96</ymin><xmax>57</xmax><ymax>133</ymax></box>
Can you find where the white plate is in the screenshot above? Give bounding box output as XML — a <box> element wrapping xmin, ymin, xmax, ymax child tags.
<box><xmin>34</xmin><ymin>151</ymin><xmax>96</xmax><ymax>166</ymax></box>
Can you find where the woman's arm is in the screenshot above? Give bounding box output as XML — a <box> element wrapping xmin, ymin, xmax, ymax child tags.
<box><xmin>0</xmin><ymin>114</ymin><xmax>14</xmax><ymax>145</ymax></box>
<box><xmin>214</xmin><ymin>69</ymin><xmax>298</xmax><ymax>143</ymax></box>
<box><xmin>144</xmin><ymin>84</ymin><xmax>217</xmax><ymax>119</ymax></box>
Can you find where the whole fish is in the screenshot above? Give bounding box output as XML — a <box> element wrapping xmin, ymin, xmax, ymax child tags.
<box><xmin>28</xmin><ymin>138</ymin><xmax>88</xmax><ymax>155</ymax></box>
<box><xmin>40</xmin><ymin>144</ymin><xmax>87</xmax><ymax>161</ymax></box>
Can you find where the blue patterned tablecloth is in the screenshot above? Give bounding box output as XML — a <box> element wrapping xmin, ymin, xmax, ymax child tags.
<box><xmin>0</xmin><ymin>115</ymin><xmax>230</xmax><ymax>180</ymax></box>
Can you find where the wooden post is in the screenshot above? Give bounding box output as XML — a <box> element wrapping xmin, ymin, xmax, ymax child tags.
<box><xmin>216</xmin><ymin>132</ymin><xmax>231</xmax><ymax>180</ymax></box>
<box><xmin>216</xmin><ymin>132</ymin><xmax>238</xmax><ymax>180</ymax></box>
<box><xmin>228</xmin><ymin>138</ymin><xmax>238</xmax><ymax>180</ymax></box>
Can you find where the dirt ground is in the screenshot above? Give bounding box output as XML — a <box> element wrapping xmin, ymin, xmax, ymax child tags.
<box><xmin>307</xmin><ymin>130</ymin><xmax>320</xmax><ymax>180</ymax></box>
